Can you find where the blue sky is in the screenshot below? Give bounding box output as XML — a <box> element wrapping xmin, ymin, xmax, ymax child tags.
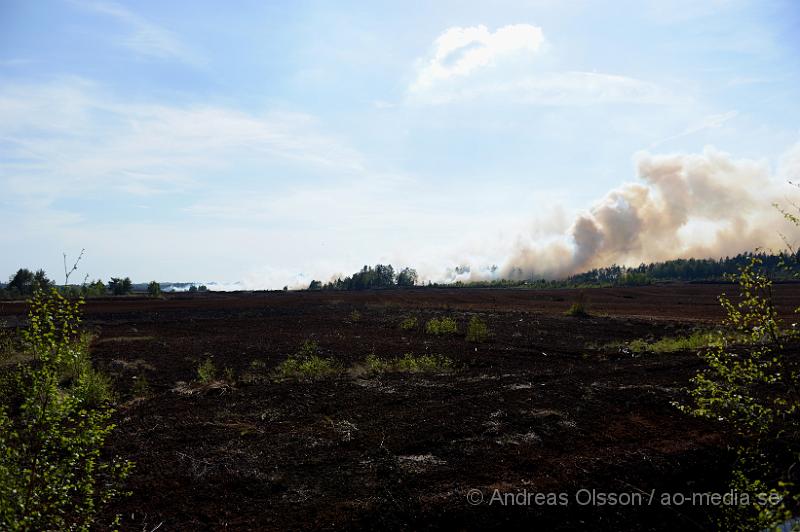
<box><xmin>1</xmin><ymin>0</ymin><xmax>799</xmax><ymax>287</ymax></box>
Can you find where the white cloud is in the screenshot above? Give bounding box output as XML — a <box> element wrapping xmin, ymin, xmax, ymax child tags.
<box><xmin>0</xmin><ymin>78</ymin><xmax>365</xmax><ymax>202</ymax></box>
<box><xmin>73</xmin><ymin>1</ymin><xmax>199</xmax><ymax>64</ymax></box>
<box><xmin>410</xmin><ymin>24</ymin><xmax>545</xmax><ymax>91</ymax></box>
<box><xmin>409</xmin><ymin>24</ymin><xmax>675</xmax><ymax>106</ymax></box>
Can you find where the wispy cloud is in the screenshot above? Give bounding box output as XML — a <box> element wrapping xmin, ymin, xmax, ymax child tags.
<box><xmin>650</xmin><ymin>110</ymin><xmax>738</xmax><ymax>147</ymax></box>
<box><xmin>408</xmin><ymin>24</ymin><xmax>676</xmax><ymax>106</ymax></box>
<box><xmin>0</xmin><ymin>58</ymin><xmax>34</xmax><ymax>67</ymax></box>
<box><xmin>0</xmin><ymin>78</ymin><xmax>365</xmax><ymax>203</ymax></box>
<box><xmin>73</xmin><ymin>0</ymin><xmax>199</xmax><ymax>64</ymax></box>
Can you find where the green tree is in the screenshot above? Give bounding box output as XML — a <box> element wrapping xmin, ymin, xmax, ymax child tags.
<box><xmin>147</xmin><ymin>281</ymin><xmax>162</xmax><ymax>297</ymax></box>
<box><xmin>7</xmin><ymin>269</ymin><xmax>34</xmax><ymax>295</ymax></box>
<box><xmin>107</xmin><ymin>277</ymin><xmax>132</xmax><ymax>296</ymax></box>
<box><xmin>32</xmin><ymin>270</ymin><xmax>52</xmax><ymax>292</ymax></box>
<box><xmin>396</xmin><ymin>267</ymin><xmax>418</xmax><ymax>287</ymax></box>
<box><xmin>679</xmin><ymin>258</ymin><xmax>799</xmax><ymax>530</ymax></box>
<box><xmin>0</xmin><ymin>288</ymin><xmax>132</xmax><ymax>530</ymax></box>
<box><xmin>83</xmin><ymin>279</ymin><xmax>107</xmax><ymax>297</ymax></box>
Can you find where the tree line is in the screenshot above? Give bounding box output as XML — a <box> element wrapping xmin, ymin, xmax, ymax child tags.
<box><xmin>0</xmin><ymin>269</ymin><xmax>177</xmax><ymax>299</ymax></box>
<box><xmin>308</xmin><ymin>252</ymin><xmax>800</xmax><ymax>291</ymax></box>
<box><xmin>308</xmin><ymin>264</ymin><xmax>418</xmax><ymax>290</ymax></box>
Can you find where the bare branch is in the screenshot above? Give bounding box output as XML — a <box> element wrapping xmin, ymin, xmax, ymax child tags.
<box><xmin>63</xmin><ymin>248</ymin><xmax>85</xmax><ymax>286</ymax></box>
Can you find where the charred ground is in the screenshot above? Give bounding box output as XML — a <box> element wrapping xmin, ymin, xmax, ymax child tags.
<box><xmin>2</xmin><ymin>284</ymin><xmax>798</xmax><ymax>531</ymax></box>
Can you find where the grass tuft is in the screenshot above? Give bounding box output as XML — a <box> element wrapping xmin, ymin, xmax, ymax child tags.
<box><xmin>274</xmin><ymin>340</ymin><xmax>340</xmax><ymax>380</ymax></box>
<box><xmin>465</xmin><ymin>316</ymin><xmax>490</xmax><ymax>342</ymax></box>
<box><xmin>425</xmin><ymin>317</ymin><xmax>458</xmax><ymax>335</ymax></box>
<box><xmin>564</xmin><ymin>292</ymin><xmax>591</xmax><ymax>317</ymax></box>
<box><xmin>607</xmin><ymin>330</ymin><xmax>721</xmax><ymax>354</ymax></box>
<box><xmin>399</xmin><ymin>316</ymin><xmax>418</xmax><ymax>331</ymax></box>
<box><xmin>362</xmin><ymin>353</ymin><xmax>454</xmax><ymax>375</ymax></box>
<box><xmin>197</xmin><ymin>357</ymin><xmax>217</xmax><ymax>383</ymax></box>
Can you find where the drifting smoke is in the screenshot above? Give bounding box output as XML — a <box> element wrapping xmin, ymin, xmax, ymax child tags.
<box><xmin>501</xmin><ymin>145</ymin><xmax>800</xmax><ymax>280</ymax></box>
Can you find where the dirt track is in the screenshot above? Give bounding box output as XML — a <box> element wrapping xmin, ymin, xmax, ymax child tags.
<box><xmin>2</xmin><ymin>284</ymin><xmax>798</xmax><ymax>530</ymax></box>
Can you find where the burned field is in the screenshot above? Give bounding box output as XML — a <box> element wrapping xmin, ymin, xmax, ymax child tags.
<box><xmin>2</xmin><ymin>284</ymin><xmax>798</xmax><ymax>531</ymax></box>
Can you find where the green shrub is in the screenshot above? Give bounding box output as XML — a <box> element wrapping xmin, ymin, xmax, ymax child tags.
<box><xmin>425</xmin><ymin>317</ymin><xmax>458</xmax><ymax>335</ymax></box>
<box><xmin>394</xmin><ymin>353</ymin><xmax>454</xmax><ymax>373</ymax></box>
<box><xmin>465</xmin><ymin>316</ymin><xmax>489</xmax><ymax>342</ymax></box>
<box><xmin>678</xmin><ymin>257</ymin><xmax>799</xmax><ymax>529</ymax></box>
<box><xmin>607</xmin><ymin>331</ymin><xmax>723</xmax><ymax>355</ymax></box>
<box><xmin>297</xmin><ymin>339</ymin><xmax>319</xmax><ymax>358</ymax></box>
<box><xmin>74</xmin><ymin>366</ymin><xmax>116</xmax><ymax>408</ymax></box>
<box><xmin>57</xmin><ymin>332</ymin><xmax>94</xmax><ymax>383</ymax></box>
<box><xmin>0</xmin><ymin>288</ymin><xmax>132</xmax><ymax>530</ymax></box>
<box><xmin>564</xmin><ymin>302</ymin><xmax>589</xmax><ymax>317</ymax></box>
<box><xmin>348</xmin><ymin>310</ymin><xmax>361</xmax><ymax>323</ymax></box>
<box><xmin>564</xmin><ymin>292</ymin><xmax>590</xmax><ymax>317</ymax></box>
<box><xmin>399</xmin><ymin>316</ymin><xmax>418</xmax><ymax>331</ymax></box>
<box><xmin>196</xmin><ymin>357</ymin><xmax>217</xmax><ymax>383</ymax></box>
<box><xmin>275</xmin><ymin>354</ymin><xmax>339</xmax><ymax>380</ymax></box>
<box><xmin>362</xmin><ymin>353</ymin><xmax>454</xmax><ymax>375</ymax></box>
<box><xmin>274</xmin><ymin>340</ymin><xmax>339</xmax><ymax>380</ymax></box>
<box><xmin>364</xmin><ymin>353</ymin><xmax>392</xmax><ymax>373</ymax></box>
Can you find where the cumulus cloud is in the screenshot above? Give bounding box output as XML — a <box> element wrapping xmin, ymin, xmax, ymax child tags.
<box><xmin>500</xmin><ymin>144</ymin><xmax>800</xmax><ymax>280</ymax></box>
<box><xmin>409</xmin><ymin>24</ymin><xmax>675</xmax><ymax>105</ymax></box>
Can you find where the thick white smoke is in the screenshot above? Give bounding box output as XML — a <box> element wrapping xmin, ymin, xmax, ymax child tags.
<box><xmin>500</xmin><ymin>145</ymin><xmax>800</xmax><ymax>280</ymax></box>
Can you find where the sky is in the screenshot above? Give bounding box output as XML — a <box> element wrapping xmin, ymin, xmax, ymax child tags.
<box><xmin>1</xmin><ymin>0</ymin><xmax>799</xmax><ymax>288</ymax></box>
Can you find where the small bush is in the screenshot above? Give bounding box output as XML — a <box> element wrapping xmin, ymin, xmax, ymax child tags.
<box><xmin>275</xmin><ymin>355</ymin><xmax>339</xmax><ymax>380</ymax></box>
<box><xmin>297</xmin><ymin>340</ymin><xmax>318</xmax><ymax>358</ymax></box>
<box><xmin>74</xmin><ymin>366</ymin><xmax>115</xmax><ymax>408</ymax></box>
<box><xmin>564</xmin><ymin>292</ymin><xmax>590</xmax><ymax>317</ymax></box>
<box><xmin>564</xmin><ymin>302</ymin><xmax>590</xmax><ymax>317</ymax></box>
<box><xmin>274</xmin><ymin>341</ymin><xmax>339</xmax><ymax>380</ymax></box>
<box><xmin>197</xmin><ymin>358</ymin><xmax>217</xmax><ymax>383</ymax></box>
<box><xmin>348</xmin><ymin>310</ymin><xmax>361</xmax><ymax>323</ymax></box>
<box><xmin>609</xmin><ymin>331</ymin><xmax>720</xmax><ymax>354</ymax></box>
<box><xmin>394</xmin><ymin>353</ymin><xmax>454</xmax><ymax>373</ymax></box>
<box><xmin>425</xmin><ymin>317</ymin><xmax>458</xmax><ymax>335</ymax></box>
<box><xmin>399</xmin><ymin>316</ymin><xmax>418</xmax><ymax>331</ymax></box>
<box><xmin>363</xmin><ymin>353</ymin><xmax>392</xmax><ymax>373</ymax></box>
<box><xmin>362</xmin><ymin>353</ymin><xmax>454</xmax><ymax>375</ymax></box>
<box><xmin>0</xmin><ymin>288</ymin><xmax>132</xmax><ymax>530</ymax></box>
<box><xmin>466</xmin><ymin>316</ymin><xmax>489</xmax><ymax>342</ymax></box>
<box><xmin>57</xmin><ymin>332</ymin><xmax>94</xmax><ymax>383</ymax></box>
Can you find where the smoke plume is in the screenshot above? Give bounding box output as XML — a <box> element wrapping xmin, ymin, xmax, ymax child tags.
<box><xmin>501</xmin><ymin>145</ymin><xmax>800</xmax><ymax>280</ymax></box>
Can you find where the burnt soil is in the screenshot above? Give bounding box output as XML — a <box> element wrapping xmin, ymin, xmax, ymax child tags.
<box><xmin>2</xmin><ymin>284</ymin><xmax>799</xmax><ymax>531</ymax></box>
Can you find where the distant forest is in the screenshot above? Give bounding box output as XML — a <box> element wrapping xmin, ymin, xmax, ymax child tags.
<box><xmin>2</xmin><ymin>251</ymin><xmax>798</xmax><ymax>299</ymax></box>
<box><xmin>309</xmin><ymin>251</ymin><xmax>800</xmax><ymax>291</ymax></box>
